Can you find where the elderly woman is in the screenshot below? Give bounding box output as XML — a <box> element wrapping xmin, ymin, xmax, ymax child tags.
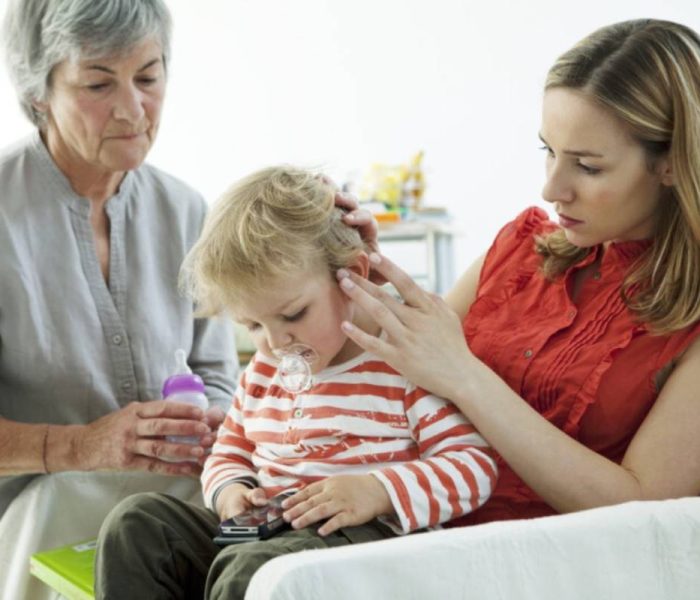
<box><xmin>0</xmin><ymin>1</ymin><xmax>238</xmax><ymax>597</ymax></box>
<box><xmin>0</xmin><ymin>2</ymin><xmax>375</xmax><ymax>595</ymax></box>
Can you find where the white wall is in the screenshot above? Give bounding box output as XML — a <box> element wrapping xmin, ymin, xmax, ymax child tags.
<box><xmin>2</xmin><ymin>0</ymin><xmax>698</xmax><ymax>275</ymax></box>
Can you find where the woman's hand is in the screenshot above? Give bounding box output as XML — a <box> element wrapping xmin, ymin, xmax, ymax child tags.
<box><xmin>281</xmin><ymin>474</ymin><xmax>393</xmax><ymax>536</ymax></box>
<box><xmin>333</xmin><ymin>190</ymin><xmax>386</xmax><ymax>284</ymax></box>
<box><xmin>335</xmin><ymin>192</ymin><xmax>380</xmax><ymax>254</ymax></box>
<box><xmin>337</xmin><ymin>253</ymin><xmax>474</xmax><ymax>400</ymax></box>
<box><xmin>216</xmin><ymin>484</ymin><xmax>268</xmax><ymax>521</ymax></box>
<box><xmin>68</xmin><ymin>400</ymin><xmax>213</xmax><ymax>477</ymax></box>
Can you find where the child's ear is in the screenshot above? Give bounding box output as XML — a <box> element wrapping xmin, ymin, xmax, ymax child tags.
<box><xmin>345</xmin><ymin>251</ymin><xmax>370</xmax><ymax>280</ymax></box>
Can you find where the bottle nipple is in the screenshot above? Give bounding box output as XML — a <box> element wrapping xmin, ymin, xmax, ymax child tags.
<box><xmin>273</xmin><ymin>344</ymin><xmax>319</xmax><ymax>394</ymax></box>
<box><xmin>162</xmin><ymin>349</ymin><xmax>205</xmax><ymax>398</ymax></box>
<box><xmin>174</xmin><ymin>349</ymin><xmax>192</xmax><ymax>375</ymax></box>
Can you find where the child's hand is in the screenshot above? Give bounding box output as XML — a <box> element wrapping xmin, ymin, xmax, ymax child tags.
<box><xmin>216</xmin><ymin>483</ymin><xmax>269</xmax><ymax>521</ymax></box>
<box><xmin>195</xmin><ymin>406</ymin><xmax>226</xmax><ymax>465</ymax></box>
<box><xmin>281</xmin><ymin>474</ymin><xmax>393</xmax><ymax>536</ymax></box>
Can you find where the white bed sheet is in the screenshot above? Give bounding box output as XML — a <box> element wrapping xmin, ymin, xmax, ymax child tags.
<box><xmin>246</xmin><ymin>497</ymin><xmax>700</xmax><ymax>600</ymax></box>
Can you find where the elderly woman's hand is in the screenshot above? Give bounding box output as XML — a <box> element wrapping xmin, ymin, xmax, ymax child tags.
<box><xmin>337</xmin><ymin>253</ymin><xmax>473</xmax><ymax>401</ymax></box>
<box><xmin>71</xmin><ymin>400</ymin><xmax>213</xmax><ymax>477</ymax></box>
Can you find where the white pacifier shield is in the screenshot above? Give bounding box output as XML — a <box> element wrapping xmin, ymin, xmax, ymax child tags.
<box><xmin>273</xmin><ymin>344</ymin><xmax>318</xmax><ymax>394</ymax></box>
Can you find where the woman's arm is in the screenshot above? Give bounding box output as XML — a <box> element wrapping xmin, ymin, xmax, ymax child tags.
<box><xmin>443</xmin><ymin>253</ymin><xmax>486</xmax><ymax>318</ymax></box>
<box><xmin>337</xmin><ymin>254</ymin><xmax>700</xmax><ymax>513</ymax></box>
<box><xmin>450</xmin><ymin>335</ymin><xmax>700</xmax><ymax>512</ymax></box>
<box><xmin>0</xmin><ymin>419</ymin><xmax>54</xmax><ymax>475</ymax></box>
<box><xmin>0</xmin><ymin>401</ymin><xmax>213</xmax><ymax>477</ymax></box>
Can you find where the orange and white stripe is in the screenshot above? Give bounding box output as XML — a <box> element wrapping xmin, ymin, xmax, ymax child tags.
<box><xmin>202</xmin><ymin>352</ymin><xmax>497</xmax><ymax>533</ymax></box>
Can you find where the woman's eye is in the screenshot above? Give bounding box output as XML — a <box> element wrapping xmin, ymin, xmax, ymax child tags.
<box><xmin>137</xmin><ymin>77</ymin><xmax>158</xmax><ymax>86</ymax></box>
<box><xmin>246</xmin><ymin>323</ymin><xmax>261</xmax><ymax>332</ymax></box>
<box><xmin>283</xmin><ymin>308</ymin><xmax>307</xmax><ymax>323</ymax></box>
<box><xmin>86</xmin><ymin>83</ymin><xmax>108</xmax><ymax>91</ymax></box>
<box><xmin>539</xmin><ymin>145</ymin><xmax>554</xmax><ymax>156</ymax></box>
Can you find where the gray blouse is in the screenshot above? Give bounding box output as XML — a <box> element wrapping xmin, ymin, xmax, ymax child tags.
<box><xmin>0</xmin><ymin>133</ymin><xmax>238</xmax><ymax>516</ymax></box>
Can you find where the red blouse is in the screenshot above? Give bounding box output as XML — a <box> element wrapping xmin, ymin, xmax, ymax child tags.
<box><xmin>450</xmin><ymin>207</ymin><xmax>700</xmax><ymax>526</ymax></box>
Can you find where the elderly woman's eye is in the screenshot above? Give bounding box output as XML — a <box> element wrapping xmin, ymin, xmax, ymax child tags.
<box><xmin>86</xmin><ymin>83</ymin><xmax>108</xmax><ymax>91</ymax></box>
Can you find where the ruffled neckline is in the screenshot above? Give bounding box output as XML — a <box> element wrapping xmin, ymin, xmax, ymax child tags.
<box><xmin>603</xmin><ymin>238</ymin><xmax>653</xmax><ymax>262</ymax></box>
<box><xmin>566</xmin><ymin>238</ymin><xmax>652</xmax><ymax>276</ymax></box>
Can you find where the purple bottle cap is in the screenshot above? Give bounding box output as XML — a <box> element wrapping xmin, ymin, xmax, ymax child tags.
<box><xmin>162</xmin><ymin>373</ymin><xmax>205</xmax><ymax>398</ymax></box>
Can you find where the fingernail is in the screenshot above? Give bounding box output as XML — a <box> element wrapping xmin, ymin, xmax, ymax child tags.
<box><xmin>340</xmin><ymin>278</ymin><xmax>355</xmax><ymax>290</ymax></box>
<box><xmin>337</xmin><ymin>268</ymin><xmax>350</xmax><ymax>280</ymax></box>
<box><xmin>341</xmin><ymin>321</ymin><xmax>354</xmax><ymax>333</ymax></box>
<box><xmin>369</xmin><ymin>253</ymin><xmax>381</xmax><ymax>264</ymax></box>
<box><xmin>345</xmin><ymin>213</ymin><xmax>355</xmax><ymax>221</ymax></box>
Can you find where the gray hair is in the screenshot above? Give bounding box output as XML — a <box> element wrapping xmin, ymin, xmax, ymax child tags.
<box><xmin>2</xmin><ymin>0</ymin><xmax>172</xmax><ymax>127</ymax></box>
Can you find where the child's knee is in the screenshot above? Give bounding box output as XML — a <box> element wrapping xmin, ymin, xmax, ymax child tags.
<box><xmin>206</xmin><ymin>542</ymin><xmax>275</xmax><ymax>599</ymax></box>
<box><xmin>100</xmin><ymin>492</ymin><xmax>171</xmax><ymax>541</ymax></box>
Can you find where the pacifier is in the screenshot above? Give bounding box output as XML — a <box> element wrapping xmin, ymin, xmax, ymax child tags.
<box><xmin>272</xmin><ymin>343</ymin><xmax>319</xmax><ymax>394</ymax></box>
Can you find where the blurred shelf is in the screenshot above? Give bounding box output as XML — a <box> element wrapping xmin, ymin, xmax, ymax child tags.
<box><xmin>377</xmin><ymin>219</ymin><xmax>456</xmax><ymax>295</ymax></box>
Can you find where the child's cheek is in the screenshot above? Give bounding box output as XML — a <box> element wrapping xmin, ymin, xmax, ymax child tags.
<box><xmin>251</xmin><ymin>332</ymin><xmax>271</xmax><ymax>357</ymax></box>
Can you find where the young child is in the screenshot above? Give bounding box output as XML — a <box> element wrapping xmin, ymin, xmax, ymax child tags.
<box><xmin>196</xmin><ymin>166</ymin><xmax>495</xmax><ymax>588</ymax></box>
<box><xmin>96</xmin><ymin>166</ymin><xmax>497</xmax><ymax>599</ymax></box>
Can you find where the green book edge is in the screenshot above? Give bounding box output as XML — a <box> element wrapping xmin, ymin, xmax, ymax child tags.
<box><xmin>29</xmin><ymin>539</ymin><xmax>96</xmax><ymax>600</ymax></box>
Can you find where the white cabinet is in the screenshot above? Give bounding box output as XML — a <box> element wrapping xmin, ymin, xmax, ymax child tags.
<box><xmin>377</xmin><ymin>220</ymin><xmax>456</xmax><ymax>295</ymax></box>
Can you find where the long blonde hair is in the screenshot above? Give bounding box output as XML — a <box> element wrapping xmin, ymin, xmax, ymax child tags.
<box><xmin>538</xmin><ymin>19</ymin><xmax>700</xmax><ymax>333</ymax></box>
<box><xmin>181</xmin><ymin>166</ymin><xmax>367</xmax><ymax>316</ymax></box>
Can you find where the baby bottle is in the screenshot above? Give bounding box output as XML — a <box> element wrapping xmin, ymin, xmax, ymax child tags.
<box><xmin>162</xmin><ymin>349</ymin><xmax>208</xmax><ymax>445</ymax></box>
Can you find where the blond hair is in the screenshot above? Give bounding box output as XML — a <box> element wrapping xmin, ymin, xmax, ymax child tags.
<box><xmin>182</xmin><ymin>166</ymin><xmax>367</xmax><ymax>316</ymax></box>
<box><xmin>537</xmin><ymin>19</ymin><xmax>700</xmax><ymax>333</ymax></box>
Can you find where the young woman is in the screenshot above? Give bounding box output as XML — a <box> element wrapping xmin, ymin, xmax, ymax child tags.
<box><xmin>337</xmin><ymin>18</ymin><xmax>700</xmax><ymax>525</ymax></box>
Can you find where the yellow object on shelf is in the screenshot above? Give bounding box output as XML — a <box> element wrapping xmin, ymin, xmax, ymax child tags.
<box><xmin>375</xmin><ymin>212</ymin><xmax>402</xmax><ymax>224</ymax></box>
<box><xmin>357</xmin><ymin>151</ymin><xmax>427</xmax><ymax>212</ymax></box>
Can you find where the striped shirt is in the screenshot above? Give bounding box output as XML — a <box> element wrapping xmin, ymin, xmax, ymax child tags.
<box><xmin>202</xmin><ymin>351</ymin><xmax>497</xmax><ymax>533</ymax></box>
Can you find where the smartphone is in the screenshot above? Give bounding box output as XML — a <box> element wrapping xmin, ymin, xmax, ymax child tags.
<box><xmin>214</xmin><ymin>492</ymin><xmax>293</xmax><ymax>546</ymax></box>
